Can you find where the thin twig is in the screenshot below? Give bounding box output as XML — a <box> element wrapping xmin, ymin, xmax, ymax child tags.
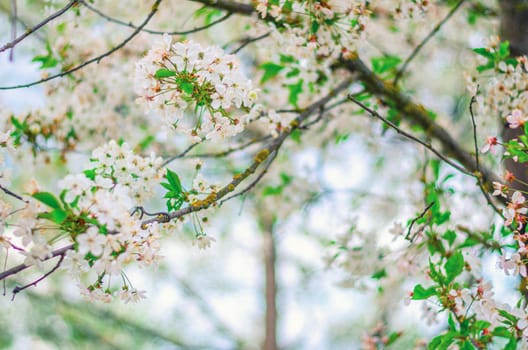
<box><xmin>348</xmin><ymin>95</ymin><xmax>473</xmax><ymax>176</ymax></box>
<box><xmin>180</xmin><ymin>137</ymin><xmax>270</xmax><ymax>159</ymax></box>
<box><xmin>80</xmin><ymin>0</ymin><xmax>232</xmax><ymax>35</ymax></box>
<box><xmin>0</xmin><ymin>3</ymin><xmax>45</xmax><ymax>42</ymax></box>
<box><xmin>230</xmin><ymin>32</ymin><xmax>271</xmax><ymax>54</ymax></box>
<box><xmin>11</xmin><ymin>252</ymin><xmax>65</xmax><ymax>300</ymax></box>
<box><xmin>218</xmin><ymin>150</ymin><xmax>278</xmax><ymax>206</ymax></box>
<box><xmin>0</xmin><ymin>0</ymin><xmax>78</xmax><ymax>54</ymax></box>
<box><xmin>2</xmin><ymin>249</ymin><xmax>8</xmax><ymax>295</ymax></box>
<box><xmin>393</xmin><ymin>0</ymin><xmax>467</xmax><ymax>84</ymax></box>
<box><xmin>469</xmin><ymin>89</ymin><xmax>503</xmax><ymax>216</ymax></box>
<box><xmin>405</xmin><ymin>202</ymin><xmax>435</xmax><ymax>242</ymax></box>
<box><xmin>9</xmin><ymin>0</ymin><xmax>17</xmax><ymax>61</ymax></box>
<box><xmin>0</xmin><ymin>244</ymin><xmax>73</xmax><ymax>281</ymax></box>
<box><xmin>0</xmin><ymin>184</ymin><xmax>28</xmax><ymax>203</ymax></box>
<box><xmin>161</xmin><ymin>141</ymin><xmax>203</xmax><ymax>167</ymax></box>
<box><xmin>299</xmin><ymin>106</ymin><xmax>326</xmax><ymax>129</ymax></box>
<box><xmin>0</xmin><ymin>0</ymin><xmax>162</xmax><ymax>90</ymax></box>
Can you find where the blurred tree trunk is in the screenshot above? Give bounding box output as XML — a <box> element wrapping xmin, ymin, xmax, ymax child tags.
<box><xmin>499</xmin><ymin>0</ymin><xmax>528</xmax><ymax>299</ymax></box>
<box><xmin>259</xmin><ymin>209</ymin><xmax>278</xmax><ymax>350</ymax></box>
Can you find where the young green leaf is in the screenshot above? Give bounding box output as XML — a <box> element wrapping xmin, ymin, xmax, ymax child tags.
<box><xmin>445</xmin><ymin>250</ymin><xmax>464</xmax><ymax>283</ymax></box>
<box><xmin>32</xmin><ymin>192</ymin><xmax>63</xmax><ymax>210</ymax></box>
<box><xmin>260</xmin><ymin>62</ymin><xmax>284</xmax><ymax>83</ymax></box>
<box><xmin>412</xmin><ymin>284</ymin><xmax>436</xmax><ymax>300</ymax></box>
<box><xmin>154</xmin><ymin>68</ymin><xmax>176</xmax><ymax>79</ymax></box>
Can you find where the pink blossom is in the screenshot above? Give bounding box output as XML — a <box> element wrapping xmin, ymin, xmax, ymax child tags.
<box><xmin>481</xmin><ymin>136</ymin><xmax>498</xmax><ymax>154</ymax></box>
<box><xmin>506</xmin><ymin>109</ymin><xmax>526</xmax><ymax>129</ymax></box>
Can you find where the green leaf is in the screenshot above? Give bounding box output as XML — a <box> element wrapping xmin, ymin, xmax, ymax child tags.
<box><xmin>435</xmin><ymin>211</ymin><xmax>451</xmax><ymax>225</ymax></box>
<box><xmin>290</xmin><ymin>129</ymin><xmax>301</xmax><ymax>144</ymax></box>
<box><xmin>32</xmin><ymin>43</ymin><xmax>59</xmax><ymax>69</ymax></box>
<box><xmin>165</xmin><ymin>169</ymin><xmax>182</xmax><ymax>192</ymax></box>
<box><xmin>476</xmin><ymin>61</ymin><xmax>495</xmax><ymax>72</ymax></box>
<box><xmin>385</xmin><ymin>331</ymin><xmax>401</xmax><ymax>346</ymax></box>
<box><xmin>83</xmin><ymin>168</ymin><xmax>96</xmax><ymax>181</ymax></box>
<box><xmin>504</xmin><ymin>337</ymin><xmax>517</xmax><ymax>350</ymax></box>
<box><xmin>498</xmin><ymin>309</ymin><xmax>518</xmax><ymax>324</ymax></box>
<box><xmin>412</xmin><ymin>284</ymin><xmax>436</xmax><ymax>300</ymax></box>
<box><xmin>335</xmin><ymin>133</ymin><xmax>349</xmax><ymax>144</ymax></box>
<box><xmin>310</xmin><ymin>20</ymin><xmax>320</xmax><ymax>34</ymax></box>
<box><xmin>443</xmin><ymin>230</ymin><xmax>457</xmax><ymax>246</ymax></box>
<box><xmin>448</xmin><ymin>313</ymin><xmax>457</xmax><ymax>331</ymax></box>
<box><xmin>161</xmin><ymin>182</ymin><xmax>173</xmax><ymax>191</ymax></box>
<box><xmin>137</xmin><ymin>135</ymin><xmax>155</xmax><ymax>151</ymax></box>
<box><xmin>461</xmin><ymin>340</ymin><xmax>476</xmax><ymax>350</ymax></box>
<box><xmin>498</xmin><ymin>40</ymin><xmax>510</xmax><ymax>58</ymax></box>
<box><xmin>473</xmin><ymin>320</ymin><xmax>491</xmax><ymax>331</ymax></box>
<box><xmin>371</xmin><ymin>55</ymin><xmax>401</xmax><ymax>75</ymax></box>
<box><xmin>280</xmin><ymin>173</ymin><xmax>293</xmax><ymax>185</ymax></box>
<box><xmin>260</xmin><ymin>62</ymin><xmax>284</xmax><ymax>83</ymax></box>
<box><xmin>428</xmin><ymin>332</ymin><xmax>456</xmax><ymax>350</ymax></box>
<box><xmin>287</xmin><ymin>79</ymin><xmax>303</xmax><ymax>107</ymax></box>
<box><xmin>262</xmin><ymin>186</ymin><xmax>283</xmax><ymax>196</ymax></box>
<box><xmin>32</xmin><ymin>192</ymin><xmax>62</xmax><ymax>210</ymax></box>
<box><xmin>492</xmin><ymin>326</ymin><xmax>512</xmax><ymax>338</ymax></box>
<box><xmin>472</xmin><ymin>47</ymin><xmax>494</xmax><ymax>59</ymax></box>
<box><xmin>445</xmin><ymin>250</ymin><xmax>464</xmax><ymax>283</ymax></box>
<box><xmin>279</xmin><ymin>54</ymin><xmax>296</xmax><ymax>64</ymax></box>
<box><xmin>154</xmin><ymin>68</ymin><xmax>176</xmax><ymax>79</ymax></box>
<box><xmin>179</xmin><ymin>81</ymin><xmax>194</xmax><ymax>95</ymax></box>
<box><xmin>193</xmin><ymin>7</ymin><xmax>222</xmax><ymax>24</ymax></box>
<box><xmin>371</xmin><ymin>269</ymin><xmax>387</xmax><ymax>280</ymax></box>
<box><xmin>50</xmin><ymin>209</ymin><xmax>68</xmax><ymax>224</ymax></box>
<box><xmin>285</xmin><ymin>68</ymin><xmax>301</xmax><ymax>78</ymax></box>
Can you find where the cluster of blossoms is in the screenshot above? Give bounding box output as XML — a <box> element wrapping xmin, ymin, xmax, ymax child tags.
<box><xmin>469</xmin><ymin>37</ymin><xmax>528</xmax><ymax>132</ymax></box>
<box><xmin>448</xmin><ymin>280</ymin><xmax>500</xmax><ymax>326</ymax></box>
<box><xmin>2</xmin><ymin>141</ymin><xmax>167</xmax><ymax>302</ymax></box>
<box><xmin>469</xmin><ymin>39</ymin><xmax>528</xmax><ymax>286</ymax></box>
<box><xmin>256</xmin><ymin>0</ymin><xmax>370</xmax><ymax>60</ymax></box>
<box><xmin>135</xmin><ymin>35</ymin><xmax>260</xmax><ymax>142</ymax></box>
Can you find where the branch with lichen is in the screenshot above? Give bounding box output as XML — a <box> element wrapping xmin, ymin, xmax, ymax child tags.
<box><xmin>189</xmin><ymin>0</ymin><xmax>503</xmax><ymax>207</ymax></box>
<box><xmin>0</xmin><ymin>77</ymin><xmax>352</xmax><ymax>285</ymax></box>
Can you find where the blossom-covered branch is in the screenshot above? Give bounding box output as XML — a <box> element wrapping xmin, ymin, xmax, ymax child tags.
<box><xmin>141</xmin><ymin>77</ymin><xmax>353</xmax><ymax>226</ymax></box>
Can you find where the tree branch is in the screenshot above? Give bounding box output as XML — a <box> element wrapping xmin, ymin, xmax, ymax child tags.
<box><xmin>140</xmin><ymin>77</ymin><xmax>353</xmax><ymax>227</ymax></box>
<box><xmin>81</xmin><ymin>0</ymin><xmax>232</xmax><ymax>36</ymax></box>
<box><xmin>191</xmin><ymin>0</ymin><xmax>503</xmax><ymax>204</ymax></box>
<box><xmin>11</xmin><ymin>252</ymin><xmax>65</xmax><ymax>299</ymax></box>
<box><xmin>469</xmin><ymin>92</ymin><xmax>503</xmax><ymax>216</ymax></box>
<box><xmin>218</xmin><ymin>149</ymin><xmax>278</xmax><ymax>206</ymax></box>
<box><xmin>0</xmin><ymin>0</ymin><xmax>78</xmax><ymax>54</ymax></box>
<box><xmin>348</xmin><ymin>95</ymin><xmax>472</xmax><ymax>176</ymax></box>
<box><xmin>340</xmin><ymin>55</ymin><xmax>503</xmax><ymax>201</ymax></box>
<box><xmin>0</xmin><ymin>184</ymin><xmax>28</xmax><ymax>203</ymax></box>
<box><xmin>0</xmin><ymin>0</ymin><xmax>162</xmax><ymax>90</ymax></box>
<box><xmin>0</xmin><ymin>244</ymin><xmax>73</xmax><ymax>281</ymax></box>
<box><xmin>0</xmin><ymin>78</ymin><xmax>352</xmax><ymax>284</ymax></box>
